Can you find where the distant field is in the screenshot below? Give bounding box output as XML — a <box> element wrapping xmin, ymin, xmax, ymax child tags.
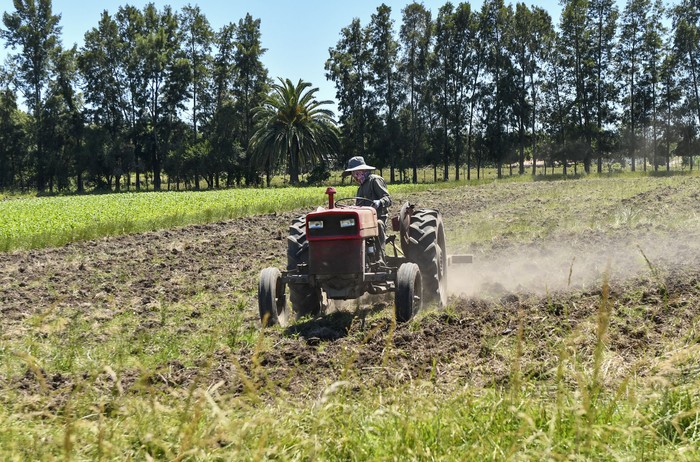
<box><xmin>3</xmin><ymin>170</ymin><xmax>694</xmax><ymax>253</ymax></box>
<box><xmin>0</xmin><ymin>185</ymin><xmax>357</xmax><ymax>252</ymax></box>
<box><xmin>0</xmin><ymin>187</ymin><xmax>336</xmax><ymax>252</ymax></box>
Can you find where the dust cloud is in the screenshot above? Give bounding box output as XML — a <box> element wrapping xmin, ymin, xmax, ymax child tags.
<box><xmin>447</xmin><ymin>231</ymin><xmax>700</xmax><ymax>298</ymax></box>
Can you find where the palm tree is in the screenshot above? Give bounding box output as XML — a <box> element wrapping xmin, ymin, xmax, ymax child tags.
<box><xmin>251</xmin><ymin>78</ymin><xmax>339</xmax><ymax>185</ymax></box>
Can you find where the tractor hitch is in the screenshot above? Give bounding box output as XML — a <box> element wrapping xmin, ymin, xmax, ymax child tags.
<box><xmin>448</xmin><ymin>254</ymin><xmax>473</xmax><ymax>265</ymax></box>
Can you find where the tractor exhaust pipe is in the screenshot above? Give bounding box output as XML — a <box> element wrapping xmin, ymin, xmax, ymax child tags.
<box><xmin>325</xmin><ymin>187</ymin><xmax>337</xmax><ymax>209</ymax></box>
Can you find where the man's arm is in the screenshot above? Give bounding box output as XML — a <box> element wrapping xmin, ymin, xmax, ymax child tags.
<box><xmin>371</xmin><ymin>176</ymin><xmax>392</xmax><ymax>208</ymax></box>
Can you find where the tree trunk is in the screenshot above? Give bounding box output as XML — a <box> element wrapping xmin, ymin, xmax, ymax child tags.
<box><xmin>455</xmin><ymin>130</ymin><xmax>462</xmax><ymax>182</ymax></box>
<box><xmin>289</xmin><ymin>147</ymin><xmax>299</xmax><ymax>185</ymax></box>
<box><xmin>77</xmin><ymin>172</ymin><xmax>84</xmax><ymax>193</ymax></box>
<box><xmin>152</xmin><ymin>142</ymin><xmax>162</xmax><ymax>191</ymax></box>
<box><xmin>443</xmin><ymin>143</ymin><xmax>449</xmax><ymax>181</ymax></box>
<box><xmin>689</xmin><ymin>49</ymin><xmax>700</xmax><ymax>129</ymax></box>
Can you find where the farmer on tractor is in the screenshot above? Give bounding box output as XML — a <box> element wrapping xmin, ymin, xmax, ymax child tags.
<box><xmin>343</xmin><ymin>156</ymin><xmax>392</xmax><ymax>257</ymax></box>
<box><xmin>257</xmin><ymin>160</ymin><xmax>470</xmax><ymax>328</ymax></box>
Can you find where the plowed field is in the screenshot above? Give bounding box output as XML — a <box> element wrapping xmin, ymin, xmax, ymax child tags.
<box><xmin>3</xmin><ymin>177</ymin><xmax>700</xmax><ymax>394</ymax></box>
<box><xmin>2</xmin><ymin>175</ymin><xmax>700</xmax><ymax>459</ymax></box>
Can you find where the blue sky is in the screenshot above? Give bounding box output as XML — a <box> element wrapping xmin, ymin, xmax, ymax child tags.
<box><xmin>2</xmin><ymin>0</ymin><xmax>563</xmax><ymax>113</ymax></box>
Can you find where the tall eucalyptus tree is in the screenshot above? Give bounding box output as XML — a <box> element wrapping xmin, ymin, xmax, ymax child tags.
<box><xmin>0</xmin><ymin>88</ymin><xmax>28</xmax><ymax>189</ymax></box>
<box><xmin>79</xmin><ymin>11</ymin><xmax>130</xmax><ymax>190</ymax></box>
<box><xmin>46</xmin><ymin>45</ymin><xmax>82</xmax><ymax>192</ymax></box>
<box><xmin>433</xmin><ymin>2</ymin><xmax>457</xmax><ymax>180</ymax></box>
<box><xmin>233</xmin><ymin>14</ymin><xmax>268</xmax><ymax>184</ymax></box>
<box><xmin>179</xmin><ymin>5</ymin><xmax>213</xmax><ymax>143</ymax></box>
<box><xmin>510</xmin><ymin>3</ymin><xmax>549</xmax><ymax>175</ymax></box>
<box><xmin>510</xmin><ymin>3</ymin><xmax>530</xmax><ymax>175</ymax></box>
<box><xmin>368</xmin><ymin>4</ymin><xmax>401</xmax><ymax>182</ymax></box>
<box><xmin>213</xmin><ymin>23</ymin><xmax>236</xmax><ymax>107</ymax></box>
<box><xmin>559</xmin><ymin>0</ymin><xmax>595</xmax><ymax>172</ymax></box>
<box><xmin>211</xmin><ymin>22</ymin><xmax>242</xmax><ymax>185</ymax></box>
<box><xmin>430</xmin><ymin>2</ymin><xmax>479</xmax><ymax>181</ymax></box>
<box><xmin>588</xmin><ymin>0</ymin><xmax>619</xmax><ymax>172</ymax></box>
<box><xmin>399</xmin><ymin>2</ymin><xmax>432</xmax><ymax>183</ymax></box>
<box><xmin>115</xmin><ymin>5</ymin><xmax>148</xmax><ymax>189</ymax></box>
<box><xmin>618</xmin><ymin>0</ymin><xmax>650</xmax><ymax>171</ymax></box>
<box><xmin>540</xmin><ymin>30</ymin><xmax>570</xmax><ymax>173</ymax></box>
<box><xmin>673</xmin><ymin>0</ymin><xmax>700</xmax><ymax>134</ymax></box>
<box><xmin>1</xmin><ymin>0</ymin><xmax>62</xmax><ymax>191</ymax></box>
<box><xmin>524</xmin><ymin>6</ymin><xmax>555</xmax><ymax>175</ymax></box>
<box><xmin>326</xmin><ymin>18</ymin><xmax>374</xmax><ymax>163</ymax></box>
<box><xmin>659</xmin><ymin>49</ymin><xmax>682</xmax><ymax>170</ymax></box>
<box><xmin>456</xmin><ymin>4</ymin><xmax>485</xmax><ymax>180</ymax></box>
<box><xmin>138</xmin><ymin>4</ymin><xmax>190</xmax><ymax>190</ymax></box>
<box><xmin>479</xmin><ymin>0</ymin><xmax>515</xmax><ymax>178</ymax></box>
<box><xmin>641</xmin><ymin>0</ymin><xmax>667</xmax><ymax>171</ymax></box>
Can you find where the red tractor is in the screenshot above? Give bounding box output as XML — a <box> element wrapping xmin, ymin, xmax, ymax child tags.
<box><xmin>258</xmin><ymin>188</ymin><xmax>467</xmax><ymax>327</ymax></box>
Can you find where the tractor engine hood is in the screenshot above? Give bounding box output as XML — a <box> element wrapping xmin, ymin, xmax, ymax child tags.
<box><xmin>305</xmin><ymin>207</ymin><xmax>378</xmax><ymax>241</ymax></box>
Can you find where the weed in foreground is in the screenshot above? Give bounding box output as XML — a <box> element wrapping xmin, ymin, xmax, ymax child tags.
<box><xmin>639</xmin><ymin>245</ymin><xmax>669</xmax><ymax>306</ymax></box>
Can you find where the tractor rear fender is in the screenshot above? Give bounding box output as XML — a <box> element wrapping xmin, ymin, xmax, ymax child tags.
<box><xmin>391</xmin><ymin>203</ymin><xmax>472</xmax><ymax>266</ymax></box>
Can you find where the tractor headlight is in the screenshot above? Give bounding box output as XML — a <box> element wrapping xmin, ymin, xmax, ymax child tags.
<box><xmin>340</xmin><ymin>218</ymin><xmax>355</xmax><ymax>228</ymax></box>
<box><xmin>308</xmin><ymin>220</ymin><xmax>324</xmax><ymax>229</ymax></box>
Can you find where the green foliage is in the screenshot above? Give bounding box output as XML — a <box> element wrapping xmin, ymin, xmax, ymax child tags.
<box><xmin>250</xmin><ymin>78</ymin><xmax>340</xmax><ymax>186</ymax></box>
<box><xmin>2</xmin><ymin>0</ymin><xmax>700</xmax><ymax>193</ymax></box>
<box><xmin>306</xmin><ymin>162</ymin><xmax>332</xmax><ymax>185</ymax></box>
<box><xmin>1</xmin><ymin>0</ymin><xmax>62</xmax><ymax>192</ymax></box>
<box><xmin>2</xmin><ymin>172</ymin><xmax>694</xmax><ymax>253</ymax></box>
<box><xmin>651</xmin><ymin>388</ymin><xmax>700</xmax><ymax>443</ymax></box>
<box><xmin>0</xmin><ymin>177</ymin><xmax>472</xmax><ymax>252</ymax></box>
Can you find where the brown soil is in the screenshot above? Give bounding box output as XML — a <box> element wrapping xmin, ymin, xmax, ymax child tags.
<box><xmin>2</xmin><ymin>180</ymin><xmax>700</xmax><ymax>400</ymax></box>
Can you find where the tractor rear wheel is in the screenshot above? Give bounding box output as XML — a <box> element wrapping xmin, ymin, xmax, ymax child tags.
<box><xmin>406</xmin><ymin>209</ymin><xmax>447</xmax><ymax>307</ymax></box>
<box><xmin>258</xmin><ymin>267</ymin><xmax>288</xmax><ymax>327</ymax></box>
<box><xmin>395</xmin><ymin>262</ymin><xmax>422</xmax><ymax>322</ymax></box>
<box><xmin>287</xmin><ymin>216</ymin><xmax>322</xmax><ymax>318</ymax></box>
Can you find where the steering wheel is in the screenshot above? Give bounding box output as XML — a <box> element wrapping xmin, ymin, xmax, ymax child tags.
<box><xmin>334</xmin><ymin>197</ymin><xmax>373</xmax><ymax>207</ymax></box>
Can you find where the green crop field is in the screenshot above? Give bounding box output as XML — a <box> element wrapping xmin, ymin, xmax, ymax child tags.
<box><xmin>0</xmin><ymin>181</ymin><xmax>477</xmax><ymax>253</ymax></box>
<box><xmin>0</xmin><ymin>187</ymin><xmax>345</xmax><ymax>252</ymax></box>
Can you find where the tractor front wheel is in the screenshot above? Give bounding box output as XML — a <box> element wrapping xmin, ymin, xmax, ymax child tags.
<box><xmin>395</xmin><ymin>262</ymin><xmax>422</xmax><ymax>322</ymax></box>
<box><xmin>258</xmin><ymin>267</ymin><xmax>288</xmax><ymax>328</ymax></box>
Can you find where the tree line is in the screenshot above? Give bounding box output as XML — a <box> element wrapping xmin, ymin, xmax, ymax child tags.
<box><xmin>327</xmin><ymin>0</ymin><xmax>700</xmax><ymax>182</ymax></box>
<box><xmin>1</xmin><ymin>0</ymin><xmax>271</xmax><ymax>192</ymax></box>
<box><xmin>0</xmin><ymin>0</ymin><xmax>699</xmax><ymax>193</ymax></box>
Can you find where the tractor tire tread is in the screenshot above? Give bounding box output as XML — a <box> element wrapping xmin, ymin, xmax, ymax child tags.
<box><xmin>406</xmin><ymin>209</ymin><xmax>447</xmax><ymax>307</ymax></box>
